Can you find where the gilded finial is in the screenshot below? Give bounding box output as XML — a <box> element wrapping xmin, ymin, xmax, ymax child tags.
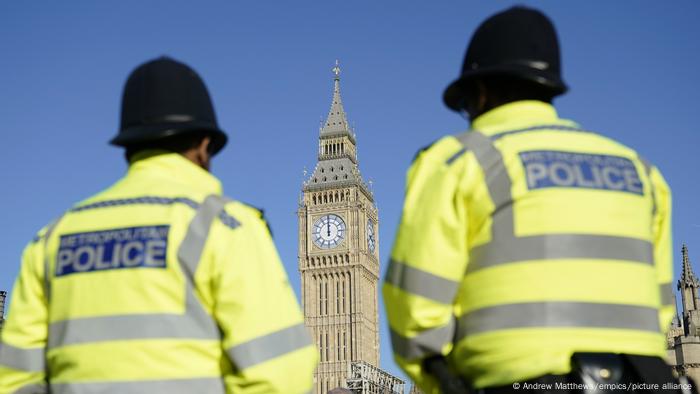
<box><xmin>333</xmin><ymin>59</ymin><xmax>341</xmax><ymax>80</ymax></box>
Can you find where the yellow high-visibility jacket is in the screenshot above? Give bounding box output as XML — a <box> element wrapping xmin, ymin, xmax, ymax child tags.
<box><xmin>384</xmin><ymin>101</ymin><xmax>673</xmax><ymax>393</ymax></box>
<box><xmin>0</xmin><ymin>152</ymin><xmax>318</xmax><ymax>394</ymax></box>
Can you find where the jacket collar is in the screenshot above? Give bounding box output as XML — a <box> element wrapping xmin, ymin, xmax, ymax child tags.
<box><xmin>471</xmin><ymin>100</ymin><xmax>579</xmax><ymax>137</ymax></box>
<box><xmin>127</xmin><ymin>151</ymin><xmax>223</xmax><ymax>195</ymax></box>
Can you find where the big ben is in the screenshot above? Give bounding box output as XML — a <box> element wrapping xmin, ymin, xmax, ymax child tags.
<box><xmin>298</xmin><ymin>62</ymin><xmax>380</xmax><ymax>393</ymax></box>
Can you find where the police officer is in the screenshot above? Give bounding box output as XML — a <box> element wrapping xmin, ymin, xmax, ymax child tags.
<box><xmin>383</xmin><ymin>6</ymin><xmax>680</xmax><ymax>394</ymax></box>
<box><xmin>0</xmin><ymin>57</ymin><xmax>318</xmax><ymax>393</ymax></box>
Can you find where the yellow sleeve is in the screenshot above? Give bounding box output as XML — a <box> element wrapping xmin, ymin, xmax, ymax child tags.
<box><xmin>383</xmin><ymin>139</ymin><xmax>469</xmax><ymax>394</ymax></box>
<box><xmin>650</xmin><ymin>167</ymin><xmax>674</xmax><ymax>330</ymax></box>
<box><xmin>212</xmin><ymin>206</ymin><xmax>317</xmax><ymax>394</ymax></box>
<box><xmin>0</xmin><ymin>231</ymin><xmax>50</xmax><ymax>394</ymax></box>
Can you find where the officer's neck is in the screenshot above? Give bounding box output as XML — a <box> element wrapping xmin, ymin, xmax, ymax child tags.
<box><xmin>181</xmin><ymin>149</ymin><xmax>211</xmax><ymax>172</ymax></box>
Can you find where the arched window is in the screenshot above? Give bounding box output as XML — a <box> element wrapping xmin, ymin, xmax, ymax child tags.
<box><xmin>324</xmin><ymin>279</ymin><xmax>328</xmax><ymax>315</ymax></box>
<box><xmin>321</xmin><ymin>276</ymin><xmax>328</xmax><ymax>315</ymax></box>
<box><xmin>336</xmin><ymin>275</ymin><xmax>340</xmax><ymax>313</ymax></box>
<box><xmin>337</xmin><ymin>331</ymin><xmax>341</xmax><ymax>361</ymax></box>
<box><xmin>318</xmin><ymin>279</ymin><xmax>322</xmax><ymax>315</ymax></box>
<box><xmin>343</xmin><ymin>331</ymin><xmax>347</xmax><ymax>360</ymax></box>
<box><xmin>341</xmin><ymin>275</ymin><xmax>346</xmax><ymax>313</ymax></box>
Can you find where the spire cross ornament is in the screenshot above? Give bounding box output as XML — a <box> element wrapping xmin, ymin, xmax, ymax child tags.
<box><xmin>333</xmin><ymin>59</ymin><xmax>341</xmax><ymax>79</ymax></box>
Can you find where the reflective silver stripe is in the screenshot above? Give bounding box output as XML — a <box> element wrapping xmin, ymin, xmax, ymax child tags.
<box><xmin>660</xmin><ymin>282</ymin><xmax>674</xmax><ymax>306</ymax></box>
<box><xmin>50</xmin><ymin>377</ymin><xmax>225</xmax><ymax>394</ymax></box>
<box><xmin>178</xmin><ymin>195</ymin><xmax>232</xmax><ymax>281</ymax></box>
<box><xmin>456</xmin><ymin>302</ymin><xmax>661</xmax><ymax>339</ymax></box>
<box><xmin>390</xmin><ymin>318</ymin><xmax>455</xmax><ymax>360</ymax></box>
<box><xmin>227</xmin><ymin>323</ymin><xmax>312</xmax><ymax>369</ymax></box>
<box><xmin>385</xmin><ymin>259</ymin><xmax>460</xmax><ymax>304</ymax></box>
<box><xmin>13</xmin><ymin>383</ymin><xmax>48</xmax><ymax>394</ymax></box>
<box><xmin>468</xmin><ymin>234</ymin><xmax>654</xmax><ymax>273</ymax></box>
<box><xmin>49</xmin><ymin>289</ymin><xmax>219</xmax><ymax>347</ymax></box>
<box><xmin>0</xmin><ymin>343</ymin><xmax>44</xmax><ymax>372</ymax></box>
<box><xmin>49</xmin><ymin>195</ymin><xmax>231</xmax><ymax>348</ymax></box>
<box><xmin>454</xmin><ymin>131</ymin><xmax>514</xmax><ymax>239</ymax></box>
<box><xmin>453</xmin><ymin>131</ymin><xmax>654</xmax><ymax>272</ymax></box>
<box><xmin>176</xmin><ymin>195</ymin><xmax>230</xmax><ymax>343</ymax></box>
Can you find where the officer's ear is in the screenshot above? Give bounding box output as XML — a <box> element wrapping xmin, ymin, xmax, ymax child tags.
<box><xmin>195</xmin><ymin>136</ymin><xmax>212</xmax><ymax>171</ymax></box>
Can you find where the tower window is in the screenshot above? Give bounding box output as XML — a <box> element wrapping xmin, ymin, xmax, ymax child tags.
<box><xmin>324</xmin><ymin>280</ymin><xmax>328</xmax><ymax>316</ymax></box>
<box><xmin>336</xmin><ymin>278</ymin><xmax>340</xmax><ymax>314</ymax></box>
<box><xmin>318</xmin><ymin>280</ymin><xmax>323</xmax><ymax>315</ymax></box>
<box><xmin>343</xmin><ymin>331</ymin><xmax>347</xmax><ymax>360</ymax></box>
<box><xmin>342</xmin><ymin>278</ymin><xmax>346</xmax><ymax>313</ymax></box>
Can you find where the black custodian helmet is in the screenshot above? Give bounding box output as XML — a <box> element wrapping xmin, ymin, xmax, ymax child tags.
<box><xmin>110</xmin><ymin>57</ymin><xmax>228</xmax><ymax>155</ymax></box>
<box><xmin>443</xmin><ymin>6</ymin><xmax>568</xmax><ymax>112</ymax></box>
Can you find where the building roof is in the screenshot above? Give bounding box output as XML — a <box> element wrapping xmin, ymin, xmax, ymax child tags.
<box><xmin>307</xmin><ymin>157</ymin><xmax>363</xmax><ymax>188</ymax></box>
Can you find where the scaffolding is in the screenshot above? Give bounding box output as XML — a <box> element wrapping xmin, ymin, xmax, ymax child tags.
<box><xmin>346</xmin><ymin>361</ymin><xmax>405</xmax><ymax>394</ymax></box>
<box><xmin>0</xmin><ymin>291</ymin><xmax>6</xmax><ymax>330</ymax></box>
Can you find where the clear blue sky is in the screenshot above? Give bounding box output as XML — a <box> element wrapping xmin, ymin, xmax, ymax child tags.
<box><xmin>1</xmin><ymin>0</ymin><xmax>699</xmax><ymax>387</ymax></box>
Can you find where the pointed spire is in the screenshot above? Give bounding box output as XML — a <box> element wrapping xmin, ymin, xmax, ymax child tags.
<box><xmin>681</xmin><ymin>244</ymin><xmax>700</xmax><ymax>288</ymax></box>
<box><xmin>321</xmin><ymin>60</ymin><xmax>351</xmax><ymax>137</ymax></box>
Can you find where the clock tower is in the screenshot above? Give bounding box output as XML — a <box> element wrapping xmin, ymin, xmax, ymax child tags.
<box><xmin>298</xmin><ymin>62</ymin><xmax>380</xmax><ymax>393</ymax></box>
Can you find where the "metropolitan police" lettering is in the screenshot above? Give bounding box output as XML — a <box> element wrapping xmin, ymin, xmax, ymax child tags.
<box><xmin>520</xmin><ymin>150</ymin><xmax>643</xmax><ymax>195</ymax></box>
<box><xmin>56</xmin><ymin>225</ymin><xmax>169</xmax><ymax>277</ymax></box>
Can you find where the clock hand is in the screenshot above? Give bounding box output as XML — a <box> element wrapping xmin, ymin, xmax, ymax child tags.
<box><xmin>326</xmin><ymin>215</ymin><xmax>331</xmax><ymax>237</ymax></box>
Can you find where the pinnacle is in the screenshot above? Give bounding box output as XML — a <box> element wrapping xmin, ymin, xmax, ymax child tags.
<box><xmin>320</xmin><ymin>61</ymin><xmax>351</xmax><ymax>137</ymax></box>
<box><xmin>681</xmin><ymin>244</ymin><xmax>699</xmax><ymax>288</ymax></box>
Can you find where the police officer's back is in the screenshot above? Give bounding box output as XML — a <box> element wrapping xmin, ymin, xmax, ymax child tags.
<box><xmin>0</xmin><ymin>57</ymin><xmax>318</xmax><ymax>393</ymax></box>
<box><xmin>384</xmin><ymin>7</ymin><xmax>678</xmax><ymax>394</ymax></box>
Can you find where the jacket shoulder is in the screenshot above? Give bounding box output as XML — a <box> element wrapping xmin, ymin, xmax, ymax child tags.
<box><xmin>412</xmin><ymin>133</ymin><xmax>469</xmax><ymax>167</ymax></box>
<box><xmin>220</xmin><ymin>199</ymin><xmax>272</xmax><ymax>235</ymax></box>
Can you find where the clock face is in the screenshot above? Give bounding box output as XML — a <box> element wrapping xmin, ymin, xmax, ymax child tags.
<box><xmin>313</xmin><ymin>214</ymin><xmax>346</xmax><ymax>249</ymax></box>
<box><xmin>367</xmin><ymin>219</ymin><xmax>376</xmax><ymax>252</ymax></box>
